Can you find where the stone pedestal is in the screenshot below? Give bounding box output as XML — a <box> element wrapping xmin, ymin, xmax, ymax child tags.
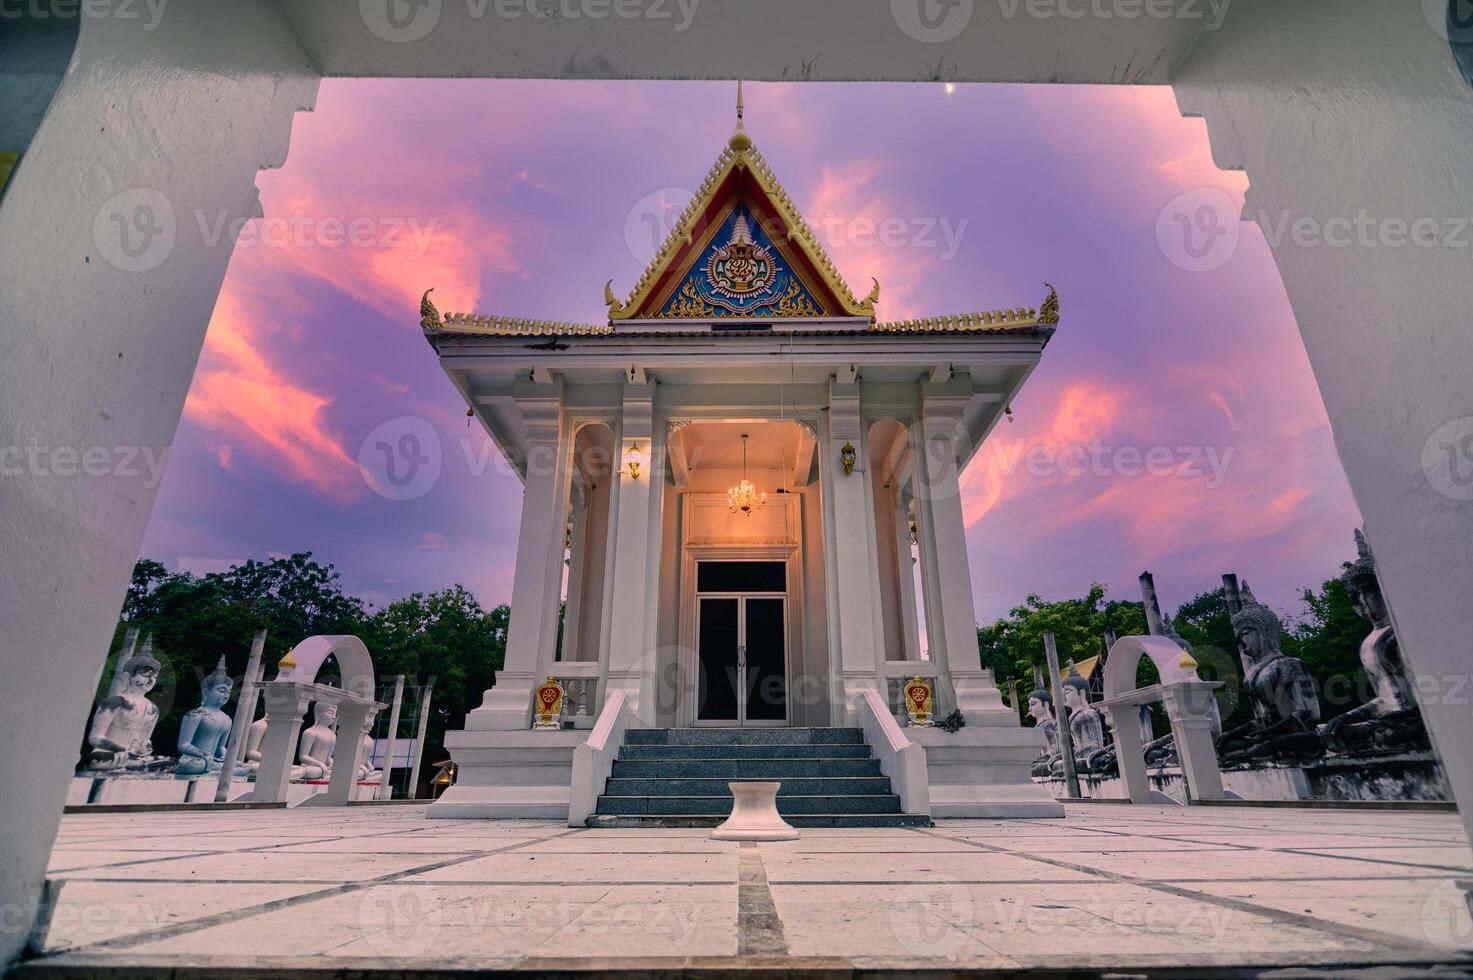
<box><xmin>910</xmin><ymin>727</ymin><xmax>1065</xmax><ymax>818</ymax></box>
<box><xmin>427</xmin><ymin>730</ymin><xmax>584</xmax><ymax>819</ymax></box>
<box><xmin>711</xmin><ymin>782</ymin><xmax>798</xmax><ymax>841</ymax></box>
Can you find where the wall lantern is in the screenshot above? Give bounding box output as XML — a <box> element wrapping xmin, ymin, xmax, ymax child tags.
<box><xmin>840</xmin><ymin>441</ymin><xmax>857</xmax><ymax>476</ymax></box>
<box><xmin>626</xmin><ymin>442</ymin><xmax>643</xmax><ymax>480</ymax></box>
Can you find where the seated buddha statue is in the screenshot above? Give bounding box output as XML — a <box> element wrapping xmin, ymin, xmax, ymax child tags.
<box><xmin>1319</xmin><ymin>530</ymin><xmax>1429</xmax><ymax>752</ymax></box>
<box><xmin>297</xmin><ymin>701</ymin><xmax>338</xmax><ymax>780</ymax></box>
<box><xmin>1217</xmin><ymin>583</ymin><xmax>1323</xmax><ymax>761</ymax></box>
<box><xmin>1026</xmin><ymin>669</ymin><xmax>1061</xmax><ymax>777</ymax></box>
<box><xmin>85</xmin><ymin>642</ymin><xmax>168</xmax><ymax>771</ymax></box>
<box><xmin>356</xmin><ymin>713</ymin><xmax>382</xmax><ymax>782</ymax></box>
<box><xmin>176</xmin><ymin>657</ymin><xmax>248</xmax><ymax>777</ymax></box>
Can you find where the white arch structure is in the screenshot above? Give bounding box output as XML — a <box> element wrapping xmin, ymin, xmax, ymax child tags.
<box><xmin>275</xmin><ymin>634</ymin><xmax>376</xmax><ymax>700</ymax></box>
<box><xmin>3</xmin><ymin>2</ymin><xmax>1473</xmax><ymax>962</ymax></box>
<box><xmin>1098</xmin><ymin>636</ymin><xmax>1226</xmax><ymax>805</ymax></box>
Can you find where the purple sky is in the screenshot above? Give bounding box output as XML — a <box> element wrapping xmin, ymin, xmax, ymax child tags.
<box><xmin>138</xmin><ymin>79</ymin><xmax>1362</xmax><ymax>623</ymax></box>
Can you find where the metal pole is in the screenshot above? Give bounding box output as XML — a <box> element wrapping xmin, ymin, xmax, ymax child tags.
<box><xmin>1044</xmin><ymin>632</ymin><xmax>1080</xmax><ymax>799</ymax></box>
<box><xmin>376</xmin><ymin>675</ymin><xmax>406</xmax><ymax>801</ymax></box>
<box><xmin>215</xmin><ymin>629</ymin><xmax>266</xmax><ymax>802</ymax></box>
<box><xmin>405</xmin><ymin>676</ymin><xmax>436</xmax><ymax>800</ymax></box>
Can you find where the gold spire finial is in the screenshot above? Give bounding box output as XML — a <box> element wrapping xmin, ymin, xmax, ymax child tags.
<box><xmin>730</xmin><ymin>80</ymin><xmax>752</xmax><ymax>153</ymax></box>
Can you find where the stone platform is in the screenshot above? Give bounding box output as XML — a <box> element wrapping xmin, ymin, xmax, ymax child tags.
<box><xmin>17</xmin><ymin>803</ymin><xmax>1473</xmax><ymax>975</ymax></box>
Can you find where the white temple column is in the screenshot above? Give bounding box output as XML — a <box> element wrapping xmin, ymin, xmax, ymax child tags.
<box><xmin>561</xmin><ymin>481</ymin><xmax>588</xmax><ymax>663</ymax></box>
<box><xmin>1172</xmin><ymin>1</ymin><xmax>1473</xmax><ymax>844</ymax></box>
<box><xmin>821</xmin><ymin>383</ymin><xmax>883</xmax><ymax>725</ymax></box>
<box><xmin>602</xmin><ymin>382</ymin><xmax>663</xmax><ymax>727</ymax></box>
<box><xmin>0</xmin><ymin>3</ymin><xmax>318</xmax><ymax>964</ymax></box>
<box><xmin>464</xmin><ymin>380</ymin><xmax>571</xmax><ymax>730</ymax></box>
<box><xmin>914</xmin><ymin>384</ymin><xmax>1011</xmax><ymax>724</ymax></box>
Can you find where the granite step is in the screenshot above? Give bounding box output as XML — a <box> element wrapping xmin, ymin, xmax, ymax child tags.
<box><xmin>594</xmin><ymin>794</ymin><xmax>904</xmax><ymax>816</ymax></box>
<box><xmin>624</xmin><ymin>727</ymin><xmax>865</xmax><ymax>746</ymax></box>
<box><xmin>602</xmin><ymin>776</ymin><xmax>894</xmax><ymax>797</ymax></box>
<box><xmin>609</xmin><ymin>758</ymin><xmax>884</xmax><ymax>779</ymax></box>
<box><xmin>586</xmin><ymin>813</ymin><xmax>932</xmax><ymax>829</ymax></box>
<box><xmin>617</xmin><ymin>742</ymin><xmax>873</xmax><ymax>760</ymax></box>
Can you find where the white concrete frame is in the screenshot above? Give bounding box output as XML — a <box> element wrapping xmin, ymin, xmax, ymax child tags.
<box><xmin>5</xmin><ymin>2</ymin><xmax>1473</xmax><ymax>962</ymax></box>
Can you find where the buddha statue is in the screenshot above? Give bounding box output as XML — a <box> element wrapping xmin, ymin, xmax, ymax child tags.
<box><xmin>176</xmin><ymin>657</ymin><xmax>249</xmax><ymax>778</ymax></box>
<box><xmin>1319</xmin><ymin>529</ymin><xmax>1429</xmax><ymax>752</ymax></box>
<box><xmin>85</xmin><ymin>640</ymin><xmax>168</xmax><ymax>771</ymax></box>
<box><xmin>242</xmin><ymin>714</ymin><xmax>306</xmax><ymax>781</ymax></box>
<box><xmin>1046</xmin><ymin>661</ymin><xmax>1109</xmax><ymax>776</ymax></box>
<box><xmin>1216</xmin><ymin>583</ymin><xmax>1322</xmax><ymax>761</ymax></box>
<box><xmin>1026</xmin><ymin>668</ymin><xmax>1060</xmax><ymax>777</ymax></box>
<box><xmin>1061</xmin><ymin>661</ymin><xmax>1109</xmax><ymax>771</ymax></box>
<box><xmin>356</xmin><ymin>713</ymin><xmax>382</xmax><ymax>782</ymax></box>
<box><xmin>297</xmin><ymin>700</ymin><xmax>338</xmax><ymax>780</ymax></box>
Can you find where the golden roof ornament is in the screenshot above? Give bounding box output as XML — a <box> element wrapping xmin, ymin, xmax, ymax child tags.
<box><xmin>277</xmin><ymin>646</ymin><xmax>298</xmax><ymax>671</ymax></box>
<box><xmin>730</xmin><ymin>80</ymin><xmax>752</xmax><ymax>153</ymax></box>
<box><xmin>1038</xmin><ymin>283</ymin><xmax>1060</xmax><ymax>325</ymax></box>
<box><xmin>604</xmin><ymin>279</ymin><xmax>625</xmax><ymax>317</ymax></box>
<box><xmin>420</xmin><ymin>288</ymin><xmax>442</xmax><ymax>332</ymax></box>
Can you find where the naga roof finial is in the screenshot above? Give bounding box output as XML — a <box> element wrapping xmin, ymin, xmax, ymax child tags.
<box><xmin>420</xmin><ymin>288</ymin><xmax>442</xmax><ymax>332</ymax></box>
<box><xmin>1039</xmin><ymin>283</ymin><xmax>1060</xmax><ymax>324</ymax></box>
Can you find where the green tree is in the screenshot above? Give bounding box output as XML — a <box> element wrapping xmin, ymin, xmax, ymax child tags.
<box><xmin>364</xmin><ymin>587</ymin><xmax>509</xmax><ymax>790</ymax></box>
<box><xmin>1283</xmin><ymin>577</ymin><xmax>1371</xmax><ymax>718</ymax></box>
<box><xmin>977</xmin><ymin>583</ymin><xmax>1148</xmax><ymax>709</ymax></box>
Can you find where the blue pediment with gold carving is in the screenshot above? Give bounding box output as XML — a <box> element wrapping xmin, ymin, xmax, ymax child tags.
<box><xmin>656</xmin><ymin>204</ymin><xmax>823</xmax><ymax>319</ymax></box>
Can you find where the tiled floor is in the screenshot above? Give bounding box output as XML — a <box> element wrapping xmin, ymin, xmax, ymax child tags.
<box><xmin>17</xmin><ymin>803</ymin><xmax>1473</xmax><ymax>974</ymax></box>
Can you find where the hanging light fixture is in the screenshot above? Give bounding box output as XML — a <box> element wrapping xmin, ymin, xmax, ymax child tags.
<box><xmin>727</xmin><ymin>433</ymin><xmax>766</xmax><ymax>516</ymax></box>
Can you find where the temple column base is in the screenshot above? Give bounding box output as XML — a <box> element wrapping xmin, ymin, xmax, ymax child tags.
<box><xmin>461</xmin><ymin>672</ymin><xmax>537</xmax><ymax>732</ymax></box>
<box><xmin>427</xmin><ymin>729</ymin><xmax>583</xmax><ymax>820</ymax></box>
<box><xmin>910</xmin><ymin>727</ymin><xmax>1066</xmax><ymax>819</ymax></box>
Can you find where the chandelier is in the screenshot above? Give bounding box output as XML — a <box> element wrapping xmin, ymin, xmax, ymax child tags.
<box><xmin>728</xmin><ymin>433</ymin><xmax>767</xmax><ymax>515</ymax></box>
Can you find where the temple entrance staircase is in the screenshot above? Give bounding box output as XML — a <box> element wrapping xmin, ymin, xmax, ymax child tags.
<box><xmin>584</xmin><ymin>727</ymin><xmax>931</xmax><ymax>828</ymax></box>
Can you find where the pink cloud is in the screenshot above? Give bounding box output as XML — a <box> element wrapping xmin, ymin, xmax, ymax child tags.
<box><xmin>184</xmin><ymin>289</ymin><xmax>360</xmax><ymax>499</ymax></box>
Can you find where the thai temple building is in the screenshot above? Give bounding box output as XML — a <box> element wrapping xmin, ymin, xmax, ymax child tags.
<box><xmin>420</xmin><ymin>92</ymin><xmax>1064</xmax><ymax>823</ymax></box>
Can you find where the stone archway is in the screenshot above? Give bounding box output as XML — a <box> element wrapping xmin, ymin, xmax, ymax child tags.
<box><xmin>276</xmin><ymin>635</ymin><xmax>376</xmax><ymax>700</ymax></box>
